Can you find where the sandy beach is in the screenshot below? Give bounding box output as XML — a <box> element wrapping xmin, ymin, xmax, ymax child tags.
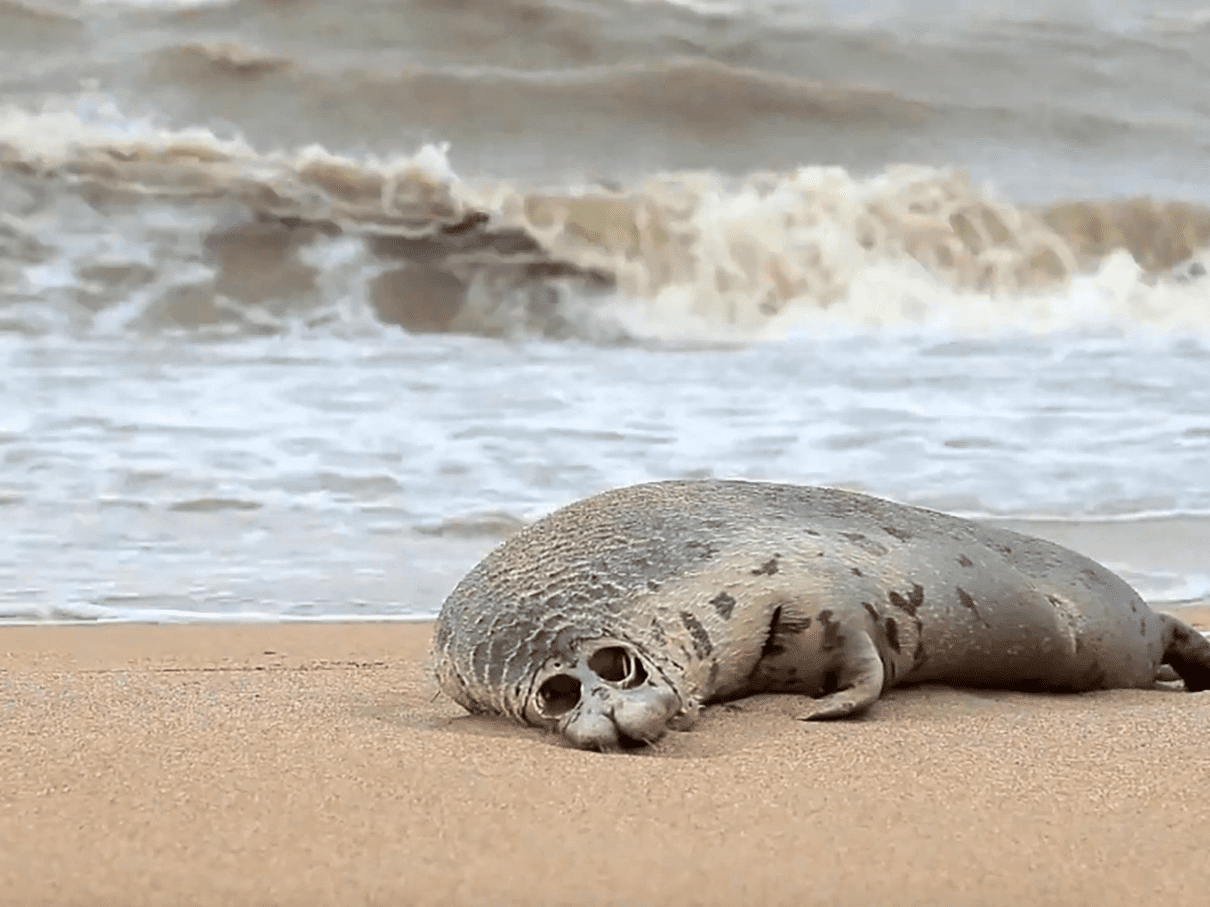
<box><xmin>3</xmin><ymin>611</ymin><xmax>1209</xmax><ymax>907</ymax></box>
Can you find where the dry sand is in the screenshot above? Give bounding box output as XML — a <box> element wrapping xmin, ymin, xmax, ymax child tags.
<box><xmin>3</xmin><ymin>610</ymin><xmax>1210</xmax><ymax>907</ymax></box>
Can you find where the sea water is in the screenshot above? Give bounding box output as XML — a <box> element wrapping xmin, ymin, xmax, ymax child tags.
<box><xmin>2</xmin><ymin>0</ymin><xmax>1209</xmax><ymax>621</ymax></box>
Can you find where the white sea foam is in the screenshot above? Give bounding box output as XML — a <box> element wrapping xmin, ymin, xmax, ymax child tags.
<box><xmin>4</xmin><ymin>101</ymin><xmax>1209</xmax><ymax>345</ymax></box>
<box><xmin>3</xmin><ymin>98</ymin><xmax>1210</xmax><ymax>622</ymax></box>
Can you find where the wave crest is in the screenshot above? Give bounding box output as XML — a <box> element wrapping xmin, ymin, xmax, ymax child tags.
<box><xmin>2</xmin><ymin>104</ymin><xmax>1209</xmax><ymax>342</ymax></box>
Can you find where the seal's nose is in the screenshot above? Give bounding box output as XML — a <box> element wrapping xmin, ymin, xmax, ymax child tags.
<box><xmin>608</xmin><ymin>684</ymin><xmax>682</xmax><ymax>744</ymax></box>
<box><xmin>561</xmin><ymin>682</ymin><xmax>681</xmax><ymax>752</ymax></box>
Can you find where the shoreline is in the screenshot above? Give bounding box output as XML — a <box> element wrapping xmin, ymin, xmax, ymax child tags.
<box><xmin>4</xmin><ymin>613</ymin><xmax>1210</xmax><ymax>906</ymax></box>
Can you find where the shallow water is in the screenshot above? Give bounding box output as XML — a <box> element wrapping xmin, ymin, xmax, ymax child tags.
<box><xmin>2</xmin><ymin>0</ymin><xmax>1209</xmax><ymax>621</ymax></box>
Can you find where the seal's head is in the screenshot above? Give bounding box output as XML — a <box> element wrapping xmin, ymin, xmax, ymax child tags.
<box><xmin>522</xmin><ymin>638</ymin><xmax>684</xmax><ymax>751</ymax></box>
<box><xmin>431</xmin><ymin>482</ymin><xmax>717</xmax><ymax>751</ymax></box>
<box><xmin>434</xmin><ymin>600</ymin><xmax>693</xmax><ymax>751</ymax></box>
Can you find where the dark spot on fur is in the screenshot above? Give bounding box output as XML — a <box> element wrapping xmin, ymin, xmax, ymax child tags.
<box><xmin>752</xmin><ymin>556</ymin><xmax>780</xmax><ymax>576</ymax></box>
<box><xmin>685</xmin><ymin>540</ymin><xmax>718</xmax><ymax>560</ymax></box>
<box><xmin>780</xmin><ymin>614</ymin><xmax>813</xmax><ymax>634</ymax></box>
<box><xmin>680</xmin><ymin>611</ymin><xmax>713</xmax><ymax>658</ymax></box>
<box><xmin>711</xmin><ymin>591</ymin><xmax>737</xmax><ymax>620</ymax></box>
<box><xmin>863</xmin><ymin>602</ymin><xmax>880</xmax><ymax>622</ymax></box>
<box><xmin>883</xmin><ymin>657</ymin><xmax>897</xmax><ymax>684</ymax></box>
<box><xmin>886</xmin><ymin>586</ymin><xmax>924</xmax><ymax>667</ymax></box>
<box><xmin>851</xmin><ymin>567</ymin><xmax>863</xmax><ymax>577</ymax></box>
<box><xmin>708</xmin><ymin>660</ymin><xmax>720</xmax><ymax>690</ymax></box>
<box><xmin>841</xmin><ymin>532</ymin><xmax>890</xmax><ymax>557</ymax></box>
<box><xmin>1129</xmin><ymin>599</ymin><xmax>1138</xmax><ymax>613</ymax></box>
<box><xmin>650</xmin><ymin>620</ymin><xmax>667</xmax><ymax>645</ymax></box>
<box><xmin>883</xmin><ymin>525</ymin><xmax>912</xmax><ymax>542</ymax></box>
<box><xmin>957</xmin><ymin>554</ymin><xmax>974</xmax><ymax>568</ymax></box>
<box><xmin>1140</xmin><ymin>617</ymin><xmax>1147</xmax><ymax>636</ymax></box>
<box><xmin>994</xmin><ymin>543</ymin><xmax>1013</xmax><ymax>557</ymax></box>
<box><xmin>884</xmin><ymin>617</ymin><xmax>901</xmax><ymax>653</ymax></box>
<box><xmin>913</xmin><ymin>639</ymin><xmax>927</xmax><ymax>668</ymax></box>
<box><xmin>888</xmin><ymin>583</ymin><xmax>925</xmax><ymax>617</ymax></box>
<box><xmin>805</xmin><ymin>529</ymin><xmax>821</xmax><ymax>536</ymax></box>
<box><xmin>760</xmin><ymin>606</ymin><xmax>784</xmax><ymax>659</ymax></box>
<box><xmin>955</xmin><ymin>586</ymin><xmax>989</xmax><ymax>626</ymax></box>
<box><xmin>752</xmin><ymin>606</ymin><xmax>814</xmax><ymax>676</ymax></box>
<box><xmin>818</xmin><ymin>609</ymin><xmax>844</xmax><ymax>652</ymax></box>
<box><xmin>647</xmin><ymin>580</ymin><xmax>660</xmax><ymax>592</ymax></box>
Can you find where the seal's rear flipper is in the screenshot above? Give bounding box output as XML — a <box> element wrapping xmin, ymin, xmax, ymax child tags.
<box><xmin>1160</xmin><ymin>614</ymin><xmax>1210</xmax><ymax>692</ymax></box>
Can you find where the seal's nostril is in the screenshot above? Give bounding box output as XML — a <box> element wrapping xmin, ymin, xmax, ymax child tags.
<box><xmin>588</xmin><ymin>646</ymin><xmax>649</xmax><ymax>688</ymax></box>
<box><xmin>588</xmin><ymin>646</ymin><xmax>629</xmax><ymax>682</ymax></box>
<box><xmin>537</xmin><ymin>674</ymin><xmax>581</xmax><ymax>716</ymax></box>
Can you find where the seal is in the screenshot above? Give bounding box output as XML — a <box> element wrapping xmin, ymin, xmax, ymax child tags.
<box><xmin>432</xmin><ymin>479</ymin><xmax>1210</xmax><ymax>751</ymax></box>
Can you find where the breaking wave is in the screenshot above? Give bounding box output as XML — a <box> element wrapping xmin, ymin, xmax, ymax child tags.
<box><xmin>2</xmin><ymin>102</ymin><xmax>1209</xmax><ymax>344</ymax></box>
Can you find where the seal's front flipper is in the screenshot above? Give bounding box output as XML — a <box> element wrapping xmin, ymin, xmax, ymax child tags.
<box><xmin>1160</xmin><ymin>614</ymin><xmax>1210</xmax><ymax>692</ymax></box>
<box><xmin>798</xmin><ymin>632</ymin><xmax>885</xmax><ymax>720</ymax></box>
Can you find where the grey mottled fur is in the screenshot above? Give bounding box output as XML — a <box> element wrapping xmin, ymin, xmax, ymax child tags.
<box><xmin>433</xmin><ymin>480</ymin><xmax>1210</xmax><ymax>749</ymax></box>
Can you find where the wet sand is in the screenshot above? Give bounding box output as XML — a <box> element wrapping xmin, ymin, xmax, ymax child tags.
<box><xmin>3</xmin><ymin>611</ymin><xmax>1210</xmax><ymax>907</ymax></box>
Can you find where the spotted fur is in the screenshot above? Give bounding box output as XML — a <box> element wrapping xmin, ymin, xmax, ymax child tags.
<box><xmin>433</xmin><ymin>480</ymin><xmax>1210</xmax><ymax>746</ymax></box>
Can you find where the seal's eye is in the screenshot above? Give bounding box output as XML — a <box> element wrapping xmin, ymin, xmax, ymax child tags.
<box><xmin>587</xmin><ymin>646</ymin><xmax>648</xmax><ymax>689</ymax></box>
<box><xmin>537</xmin><ymin>674</ymin><xmax>581</xmax><ymax>717</ymax></box>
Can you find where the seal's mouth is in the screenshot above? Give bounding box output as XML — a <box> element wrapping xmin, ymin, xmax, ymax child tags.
<box><xmin>614</xmin><ymin>731</ymin><xmax>655</xmax><ymax>751</ymax></box>
<box><xmin>528</xmin><ymin>642</ymin><xmax>682</xmax><ymax>752</ymax></box>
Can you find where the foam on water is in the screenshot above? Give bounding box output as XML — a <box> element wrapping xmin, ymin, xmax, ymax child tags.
<box><xmin>2</xmin><ymin>96</ymin><xmax>1209</xmax><ymax>622</ymax></box>
<box><xmin>4</xmin><ymin>315</ymin><xmax>1209</xmax><ymax>620</ymax></box>
<box><xmin>3</xmin><ymin>101</ymin><xmax>1209</xmax><ymax>347</ymax></box>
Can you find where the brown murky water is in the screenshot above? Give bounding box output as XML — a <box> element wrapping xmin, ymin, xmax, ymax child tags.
<box><xmin>2</xmin><ymin>0</ymin><xmax>1209</xmax><ymax>621</ymax></box>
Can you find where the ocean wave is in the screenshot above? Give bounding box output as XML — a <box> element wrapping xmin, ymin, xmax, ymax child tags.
<box><xmin>151</xmin><ymin>42</ymin><xmax>297</xmax><ymax>82</ymax></box>
<box><xmin>0</xmin><ymin>0</ymin><xmax>80</xmax><ymax>29</ymax></box>
<box><xmin>137</xmin><ymin>40</ymin><xmax>1202</xmax><ymax>176</ymax></box>
<box><xmin>2</xmin><ymin>104</ymin><xmax>1209</xmax><ymax>343</ymax></box>
<box><xmin>414</xmin><ymin>512</ymin><xmax>529</xmax><ymax>538</ymax></box>
<box><xmin>1116</xmin><ymin>571</ymin><xmax>1210</xmax><ymax>609</ymax></box>
<box><xmin>2</xmin><ymin>580</ymin><xmax>1206</xmax><ymax>624</ymax></box>
<box><xmin>0</xmin><ymin>602</ymin><xmax>436</xmax><ymax>623</ymax></box>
